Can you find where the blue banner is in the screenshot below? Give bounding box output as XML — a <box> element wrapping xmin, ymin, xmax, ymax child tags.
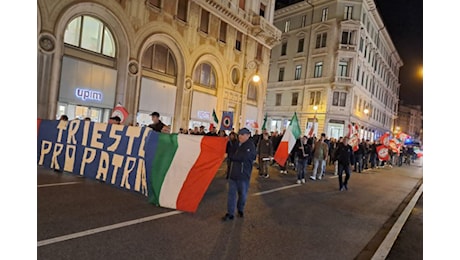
<box><xmin>37</xmin><ymin>120</ymin><xmax>151</xmax><ymax>196</ymax></box>
<box><xmin>220</xmin><ymin>111</ymin><xmax>233</xmax><ymax>131</ymax></box>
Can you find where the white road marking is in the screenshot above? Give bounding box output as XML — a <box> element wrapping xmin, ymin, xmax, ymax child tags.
<box><xmin>252</xmin><ymin>184</ymin><xmax>301</xmax><ymax>196</ymax></box>
<box><xmin>37</xmin><ymin>210</ymin><xmax>183</xmax><ymax>247</ymax></box>
<box><xmin>371</xmin><ymin>184</ymin><xmax>423</xmax><ymax>260</ymax></box>
<box><xmin>38</xmin><ymin>182</ymin><xmax>82</xmax><ymax>188</ymax></box>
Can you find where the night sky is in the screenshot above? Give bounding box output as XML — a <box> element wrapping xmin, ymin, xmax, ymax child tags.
<box><xmin>275</xmin><ymin>0</ymin><xmax>423</xmax><ymax>110</ymax></box>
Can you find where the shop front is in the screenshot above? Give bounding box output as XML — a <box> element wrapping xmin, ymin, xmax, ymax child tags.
<box><xmin>137</xmin><ymin>77</ymin><xmax>177</xmax><ymax>127</ymax></box>
<box><xmin>57</xmin><ymin>56</ymin><xmax>117</xmax><ymax>122</ymax></box>
<box><xmin>189</xmin><ymin>91</ymin><xmax>217</xmax><ymax>130</ymax></box>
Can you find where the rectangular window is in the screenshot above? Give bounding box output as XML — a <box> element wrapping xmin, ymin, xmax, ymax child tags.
<box><xmin>309</xmin><ymin>91</ymin><xmax>321</xmax><ymax>105</ymax></box>
<box><xmin>239</xmin><ymin>0</ymin><xmax>245</xmax><ymax>10</ymax></box>
<box><xmin>297</xmin><ymin>38</ymin><xmax>304</xmax><ymax>52</ymax></box>
<box><xmin>302</xmin><ymin>15</ymin><xmax>307</xmax><ymax>27</ymax></box>
<box><xmin>344</xmin><ymin>6</ymin><xmax>353</xmax><ymax>20</ymax></box>
<box><xmin>339</xmin><ymin>92</ymin><xmax>347</xmax><ymax>106</ymax></box>
<box><xmin>359</xmin><ymin>37</ymin><xmax>364</xmax><ymax>52</ymax></box>
<box><xmin>177</xmin><ymin>0</ymin><xmax>188</xmax><ymax>21</ymax></box>
<box><xmin>332</xmin><ymin>92</ymin><xmax>339</xmax><ymax>106</ymax></box>
<box><xmin>356</xmin><ymin>66</ymin><xmax>360</xmax><ymax>81</ymax></box>
<box><xmin>291</xmin><ymin>92</ymin><xmax>299</xmax><ymax>106</ymax></box>
<box><xmin>278</xmin><ymin>67</ymin><xmax>285</xmax><ymax>81</ymax></box>
<box><xmin>338</xmin><ymin>61</ymin><xmax>348</xmax><ymax>77</ymax></box>
<box><xmin>295</xmin><ymin>65</ymin><xmax>302</xmax><ymax>80</ymax></box>
<box><xmin>149</xmin><ymin>0</ymin><xmax>161</xmax><ymax>8</ymax></box>
<box><xmin>321</xmin><ymin>8</ymin><xmax>328</xmax><ymax>22</ymax></box>
<box><xmin>341</xmin><ymin>31</ymin><xmax>353</xmax><ymax>45</ymax></box>
<box><xmin>256</xmin><ymin>43</ymin><xmax>263</xmax><ymax>61</ymax></box>
<box><xmin>235</xmin><ymin>31</ymin><xmax>242</xmax><ymax>51</ymax></box>
<box><xmin>259</xmin><ymin>3</ymin><xmax>266</xmax><ymax>17</ymax></box>
<box><xmin>284</xmin><ymin>20</ymin><xmax>291</xmax><ymax>33</ymax></box>
<box><xmin>281</xmin><ymin>42</ymin><xmax>287</xmax><ymax>56</ymax></box>
<box><xmin>361</xmin><ymin>71</ymin><xmax>365</xmax><ymax>85</ymax></box>
<box><xmin>314</xmin><ymin>62</ymin><xmax>323</xmax><ymax>78</ymax></box>
<box><xmin>219</xmin><ymin>21</ymin><xmax>227</xmax><ymax>43</ymax></box>
<box><xmin>200</xmin><ymin>9</ymin><xmax>210</xmax><ymax>33</ymax></box>
<box><xmin>276</xmin><ymin>93</ymin><xmax>282</xmax><ymax>106</ymax></box>
<box><xmin>315</xmin><ymin>32</ymin><xmax>327</xmax><ymax>48</ymax></box>
<box><xmin>315</xmin><ymin>92</ymin><xmax>321</xmax><ymax>105</ymax></box>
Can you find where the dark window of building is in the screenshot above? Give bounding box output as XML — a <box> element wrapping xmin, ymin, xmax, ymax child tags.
<box><xmin>259</xmin><ymin>3</ymin><xmax>266</xmax><ymax>17</ymax></box>
<box><xmin>200</xmin><ymin>9</ymin><xmax>210</xmax><ymax>33</ymax></box>
<box><xmin>278</xmin><ymin>67</ymin><xmax>285</xmax><ymax>81</ymax></box>
<box><xmin>235</xmin><ymin>31</ymin><xmax>242</xmax><ymax>51</ymax></box>
<box><xmin>291</xmin><ymin>92</ymin><xmax>299</xmax><ymax>106</ymax></box>
<box><xmin>219</xmin><ymin>21</ymin><xmax>227</xmax><ymax>43</ymax></box>
<box><xmin>276</xmin><ymin>93</ymin><xmax>282</xmax><ymax>106</ymax></box>
<box><xmin>315</xmin><ymin>32</ymin><xmax>327</xmax><ymax>48</ymax></box>
<box><xmin>177</xmin><ymin>0</ymin><xmax>188</xmax><ymax>21</ymax></box>
<box><xmin>281</xmin><ymin>42</ymin><xmax>287</xmax><ymax>56</ymax></box>
<box><xmin>298</xmin><ymin>38</ymin><xmax>304</xmax><ymax>52</ymax></box>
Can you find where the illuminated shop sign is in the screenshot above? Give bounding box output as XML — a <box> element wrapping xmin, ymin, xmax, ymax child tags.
<box><xmin>197</xmin><ymin>110</ymin><xmax>210</xmax><ymax>120</ymax></box>
<box><xmin>75</xmin><ymin>88</ymin><xmax>103</xmax><ymax>102</ymax></box>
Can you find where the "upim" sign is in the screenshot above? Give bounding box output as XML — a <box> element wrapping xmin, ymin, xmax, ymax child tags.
<box><xmin>75</xmin><ymin>88</ymin><xmax>103</xmax><ymax>101</ymax></box>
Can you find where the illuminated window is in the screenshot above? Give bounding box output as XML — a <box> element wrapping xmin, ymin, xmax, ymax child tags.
<box><xmin>314</xmin><ymin>62</ymin><xmax>323</xmax><ymax>78</ymax></box>
<box><xmin>64</xmin><ymin>16</ymin><xmax>116</xmax><ymax>57</ymax></box>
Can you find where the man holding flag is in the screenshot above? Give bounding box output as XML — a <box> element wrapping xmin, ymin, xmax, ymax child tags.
<box><xmin>273</xmin><ymin>113</ymin><xmax>302</xmax><ymax>170</ymax></box>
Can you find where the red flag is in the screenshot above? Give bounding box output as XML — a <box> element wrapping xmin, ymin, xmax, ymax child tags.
<box><xmin>112</xmin><ymin>103</ymin><xmax>129</xmax><ymax>124</ymax></box>
<box><xmin>376</xmin><ymin>145</ymin><xmax>389</xmax><ymax>161</ymax></box>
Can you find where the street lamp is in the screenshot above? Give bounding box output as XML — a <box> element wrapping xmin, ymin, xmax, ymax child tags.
<box><xmin>364</xmin><ymin>108</ymin><xmax>369</xmax><ymax>115</ymax></box>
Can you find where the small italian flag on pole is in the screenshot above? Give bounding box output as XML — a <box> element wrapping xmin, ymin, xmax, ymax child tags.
<box><xmin>210</xmin><ymin>109</ymin><xmax>219</xmax><ymax>130</ymax></box>
<box><xmin>274</xmin><ymin>112</ymin><xmax>302</xmax><ymax>167</ymax></box>
<box><xmin>261</xmin><ymin>113</ymin><xmax>267</xmax><ymax>131</ymax></box>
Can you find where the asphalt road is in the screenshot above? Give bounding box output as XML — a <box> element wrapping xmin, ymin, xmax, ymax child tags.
<box><xmin>38</xmin><ymin>160</ymin><xmax>423</xmax><ymax>260</ymax></box>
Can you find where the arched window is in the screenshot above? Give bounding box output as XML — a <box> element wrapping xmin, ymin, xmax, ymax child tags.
<box><xmin>64</xmin><ymin>15</ymin><xmax>116</xmax><ymax>57</ymax></box>
<box><xmin>142</xmin><ymin>43</ymin><xmax>177</xmax><ymax>76</ymax></box>
<box><xmin>247</xmin><ymin>82</ymin><xmax>257</xmax><ymax>101</ymax></box>
<box><xmin>193</xmin><ymin>63</ymin><xmax>216</xmax><ymax>89</ymax></box>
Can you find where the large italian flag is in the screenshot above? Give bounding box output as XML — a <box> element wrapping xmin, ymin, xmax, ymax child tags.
<box><xmin>144</xmin><ymin>133</ymin><xmax>227</xmax><ymax>213</ymax></box>
<box><xmin>274</xmin><ymin>113</ymin><xmax>302</xmax><ymax>167</ymax></box>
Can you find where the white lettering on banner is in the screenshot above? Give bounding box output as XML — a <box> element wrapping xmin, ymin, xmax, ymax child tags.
<box><xmin>96</xmin><ymin>151</ymin><xmax>110</xmax><ymax>182</ymax></box>
<box><xmin>111</xmin><ymin>154</ymin><xmax>124</xmax><ymax>185</ymax></box>
<box><xmin>90</xmin><ymin>123</ymin><xmax>107</xmax><ymax>149</ymax></box>
<box><xmin>107</xmin><ymin>124</ymin><xmax>124</xmax><ymax>152</ymax></box>
<box><xmin>67</xmin><ymin>120</ymin><xmax>80</xmax><ymax>145</ymax></box>
<box><xmin>39</xmin><ymin>140</ymin><xmax>53</xmax><ymax>165</ymax></box>
<box><xmin>138</xmin><ymin>128</ymin><xmax>151</xmax><ymax>158</ymax></box>
<box><xmin>82</xmin><ymin>120</ymin><xmax>90</xmax><ymax>146</ymax></box>
<box><xmin>80</xmin><ymin>148</ymin><xmax>96</xmax><ymax>175</ymax></box>
<box><xmin>121</xmin><ymin>157</ymin><xmax>137</xmax><ymax>190</ymax></box>
<box><xmin>50</xmin><ymin>143</ymin><xmax>64</xmax><ymax>170</ymax></box>
<box><xmin>75</xmin><ymin>88</ymin><xmax>103</xmax><ymax>102</ymax></box>
<box><xmin>38</xmin><ymin>122</ymin><xmax>153</xmax><ymax>196</ymax></box>
<box><xmin>64</xmin><ymin>145</ymin><xmax>76</xmax><ymax>172</ymax></box>
<box><xmin>125</xmin><ymin>127</ymin><xmax>141</xmax><ymax>156</ymax></box>
<box><xmin>56</xmin><ymin>120</ymin><xmax>68</xmax><ymax>143</ymax></box>
<box><xmin>134</xmin><ymin>159</ymin><xmax>147</xmax><ymax>195</ymax></box>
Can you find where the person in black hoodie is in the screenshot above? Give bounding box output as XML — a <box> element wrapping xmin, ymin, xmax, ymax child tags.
<box><xmin>334</xmin><ymin>136</ymin><xmax>355</xmax><ymax>191</ymax></box>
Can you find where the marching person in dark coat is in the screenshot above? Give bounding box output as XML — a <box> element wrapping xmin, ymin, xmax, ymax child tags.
<box><xmin>294</xmin><ymin>136</ymin><xmax>312</xmax><ymax>184</ymax></box>
<box><xmin>257</xmin><ymin>131</ymin><xmax>273</xmax><ymax>178</ymax></box>
<box><xmin>334</xmin><ymin>136</ymin><xmax>355</xmax><ymax>191</ymax></box>
<box><xmin>225</xmin><ymin>132</ymin><xmax>239</xmax><ymax>179</ymax></box>
<box><xmin>222</xmin><ymin>128</ymin><xmax>257</xmax><ymax>221</ymax></box>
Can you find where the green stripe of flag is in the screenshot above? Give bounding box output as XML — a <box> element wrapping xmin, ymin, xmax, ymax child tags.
<box><xmin>149</xmin><ymin>134</ymin><xmax>179</xmax><ymax>205</ymax></box>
